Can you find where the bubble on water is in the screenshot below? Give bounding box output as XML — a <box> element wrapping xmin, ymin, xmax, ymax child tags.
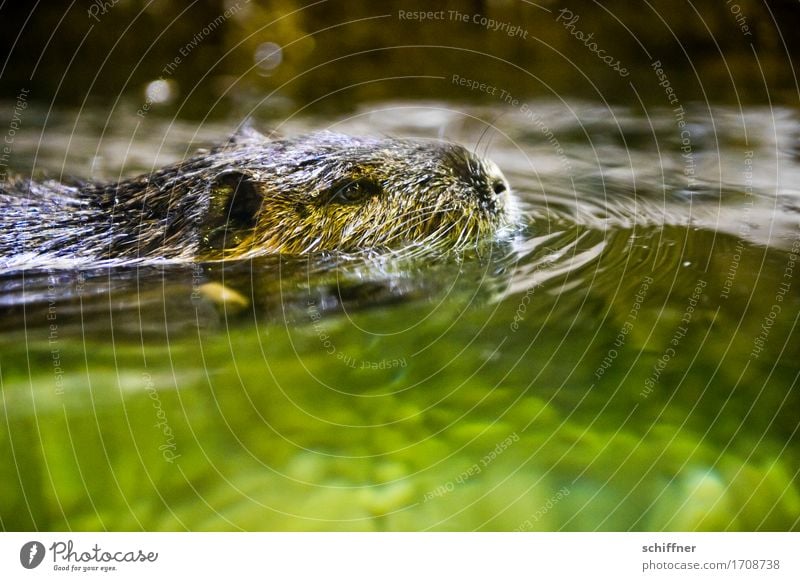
<box><xmin>255</xmin><ymin>42</ymin><xmax>283</xmax><ymax>75</ymax></box>
<box><xmin>144</xmin><ymin>79</ymin><xmax>176</xmax><ymax>104</ymax></box>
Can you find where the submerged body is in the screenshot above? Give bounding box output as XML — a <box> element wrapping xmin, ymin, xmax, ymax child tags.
<box><xmin>0</xmin><ymin>128</ymin><xmax>515</xmax><ymax>266</ymax></box>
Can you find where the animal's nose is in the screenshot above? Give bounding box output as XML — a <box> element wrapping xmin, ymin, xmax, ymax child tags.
<box><xmin>491</xmin><ymin>179</ymin><xmax>507</xmax><ymax>196</ymax></box>
<box><xmin>482</xmin><ymin>159</ymin><xmax>510</xmax><ymax>198</ymax></box>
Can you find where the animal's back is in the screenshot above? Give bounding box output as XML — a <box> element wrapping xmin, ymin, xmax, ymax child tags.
<box><xmin>0</xmin><ymin>129</ymin><xmax>515</xmax><ymax>268</ymax></box>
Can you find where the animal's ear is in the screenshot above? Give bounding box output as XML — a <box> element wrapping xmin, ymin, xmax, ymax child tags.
<box><xmin>226</xmin><ymin>120</ymin><xmax>274</xmax><ymax>146</ymax></box>
<box><xmin>203</xmin><ymin>171</ymin><xmax>263</xmax><ymax>251</ymax></box>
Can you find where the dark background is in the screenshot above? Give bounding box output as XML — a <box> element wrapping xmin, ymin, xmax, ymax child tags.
<box><xmin>0</xmin><ymin>0</ymin><xmax>798</xmax><ymax>118</ymax></box>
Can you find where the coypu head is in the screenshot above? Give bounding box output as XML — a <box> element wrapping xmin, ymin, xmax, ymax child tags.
<box><xmin>201</xmin><ymin>128</ymin><xmax>517</xmax><ymax>256</ymax></box>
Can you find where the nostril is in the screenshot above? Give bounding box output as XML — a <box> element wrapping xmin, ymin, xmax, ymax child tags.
<box><xmin>492</xmin><ymin>180</ymin><xmax>507</xmax><ymax>196</ymax></box>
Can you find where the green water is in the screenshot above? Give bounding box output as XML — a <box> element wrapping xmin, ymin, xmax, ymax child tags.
<box><xmin>1</xmin><ymin>102</ymin><xmax>799</xmax><ymax>531</ymax></box>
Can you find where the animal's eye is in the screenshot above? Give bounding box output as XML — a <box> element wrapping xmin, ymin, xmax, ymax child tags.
<box><xmin>330</xmin><ymin>178</ymin><xmax>381</xmax><ymax>204</ymax></box>
<box><xmin>492</xmin><ymin>180</ymin><xmax>507</xmax><ymax>195</ymax></box>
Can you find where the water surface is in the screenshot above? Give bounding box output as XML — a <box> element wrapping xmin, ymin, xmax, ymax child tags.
<box><xmin>1</xmin><ymin>101</ymin><xmax>798</xmax><ymax>531</ymax></box>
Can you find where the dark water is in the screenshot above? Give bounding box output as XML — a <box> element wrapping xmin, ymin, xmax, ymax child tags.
<box><xmin>1</xmin><ymin>101</ymin><xmax>798</xmax><ymax>531</ymax></box>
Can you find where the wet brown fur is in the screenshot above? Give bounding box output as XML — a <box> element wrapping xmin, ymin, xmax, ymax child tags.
<box><xmin>0</xmin><ymin>127</ymin><xmax>515</xmax><ymax>266</ymax></box>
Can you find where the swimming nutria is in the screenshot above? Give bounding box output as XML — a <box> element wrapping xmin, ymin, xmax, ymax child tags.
<box><xmin>0</xmin><ymin>126</ymin><xmax>516</xmax><ymax>266</ymax></box>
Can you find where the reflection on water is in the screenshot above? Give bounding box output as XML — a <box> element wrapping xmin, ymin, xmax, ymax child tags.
<box><xmin>1</xmin><ymin>102</ymin><xmax>798</xmax><ymax>531</ymax></box>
